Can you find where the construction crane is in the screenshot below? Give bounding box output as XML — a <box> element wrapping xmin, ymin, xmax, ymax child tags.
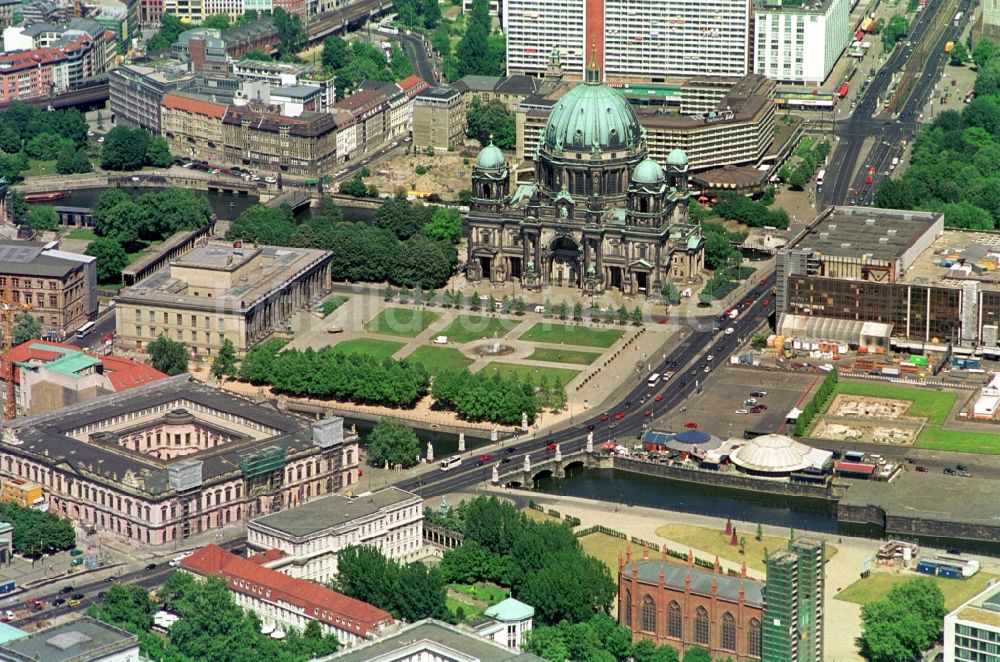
<box><xmin>2</xmin><ymin>282</ymin><xmax>32</xmax><ymax>421</ymax></box>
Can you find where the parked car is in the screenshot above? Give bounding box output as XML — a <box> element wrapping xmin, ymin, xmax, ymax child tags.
<box><xmin>956</xmin><ymin>464</ymin><xmax>968</xmax><ymax>471</ymax></box>
<box><xmin>943</xmin><ymin>468</ymin><xmax>956</xmax><ymax>475</ymax></box>
<box><xmin>58</xmin><ymin>587</ymin><xmax>73</xmax><ymax>595</ymax></box>
<box><xmin>71</xmin><ymin>594</ymin><xmax>84</xmax><ymax>601</ymax></box>
<box><xmin>735</xmin><ymin>409</ymin><xmax>749</xmax><ymax>415</ymax></box>
<box><xmin>504</xmin><ymin>447</ymin><xmax>516</xmax><ymax>454</ymax></box>
<box><xmin>67</xmin><ymin>599</ymin><xmax>80</xmax><ymax>607</ymax></box>
<box><xmin>145</xmin><ymin>563</ymin><xmax>157</xmax><ymax>571</ymax></box>
<box><xmin>915</xmin><ymin>465</ymin><xmax>928</xmax><ymax>472</ymax></box>
<box><xmin>52</xmin><ymin>598</ymin><xmax>65</xmax><ymax>607</ymax></box>
<box><xmin>750</xmin><ymin>391</ymin><xmax>767</xmax><ymax>397</ymax></box>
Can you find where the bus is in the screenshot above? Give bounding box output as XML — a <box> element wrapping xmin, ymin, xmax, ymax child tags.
<box><xmin>816</xmin><ymin>169</ymin><xmax>825</xmax><ymax>189</ymax></box>
<box><xmin>75</xmin><ymin>321</ymin><xmax>96</xmax><ymax>339</ymax></box>
<box><xmin>647</xmin><ymin>373</ymin><xmax>661</xmax><ymax>387</ymax></box>
<box><xmin>440</xmin><ymin>455</ymin><xmax>462</xmax><ymax>471</ymax></box>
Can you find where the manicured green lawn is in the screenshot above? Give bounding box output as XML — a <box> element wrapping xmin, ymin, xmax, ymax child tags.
<box><xmin>320</xmin><ymin>296</ymin><xmax>348</xmax><ymax>317</ymax></box>
<box><xmin>436</xmin><ymin>315</ymin><xmax>519</xmax><ymax>344</ymax></box>
<box><xmin>23</xmin><ymin>159</ymin><xmax>57</xmax><ymax>177</ymax></box>
<box><xmin>448</xmin><ymin>582</ymin><xmax>508</xmax><ymax>605</ymax></box>
<box><xmin>406</xmin><ymin>346</ymin><xmax>473</xmax><ymax>375</ymax></box>
<box><xmin>916</xmin><ymin>427</ymin><xmax>1000</xmax><ymax>455</ymax></box>
<box><xmin>655</xmin><ymin>523</ymin><xmax>837</xmax><ymax>574</ymax></box>
<box><xmin>481</xmin><ymin>362</ymin><xmax>579</xmax><ymax>386</ymax></box>
<box><xmin>526</xmin><ymin>347</ymin><xmax>601</xmax><ymax>365</ymax></box>
<box><xmin>828</xmin><ymin>381</ymin><xmax>956</xmax><ymax>424</ymax></box>
<box><xmin>65</xmin><ymin>228</ymin><xmax>98</xmax><ymax>241</ymax></box>
<box><xmin>446</xmin><ymin>596</ymin><xmax>483</xmax><ymax>623</ymax></box>
<box><xmin>329</xmin><ymin>338</ymin><xmax>403</xmax><ymax>360</ymax></box>
<box><xmin>365</xmin><ymin>307</ymin><xmax>440</xmax><ymax>337</ymax></box>
<box><xmin>835</xmin><ymin>571</ymin><xmax>998</xmax><ymax>611</ymax></box>
<box><xmin>519</xmin><ymin>322</ymin><xmax>623</xmax><ymax>348</ymax></box>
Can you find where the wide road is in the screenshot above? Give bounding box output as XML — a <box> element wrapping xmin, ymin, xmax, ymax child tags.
<box><xmin>398</xmin><ymin>32</ymin><xmax>437</xmax><ymax>84</ymax></box>
<box><xmin>394</xmin><ymin>272</ymin><xmax>777</xmax><ymax>498</ymax></box>
<box><xmin>821</xmin><ymin>0</ymin><xmax>972</xmax><ymax>207</ymax></box>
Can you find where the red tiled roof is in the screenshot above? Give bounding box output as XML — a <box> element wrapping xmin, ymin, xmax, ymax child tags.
<box><xmin>399</xmin><ymin>75</ymin><xmax>429</xmax><ymax>98</ymax></box>
<box><xmin>182</xmin><ymin>545</ymin><xmax>394</xmax><ymax>635</ymax></box>
<box><xmin>333</xmin><ymin>88</ymin><xmax>388</xmax><ymax>113</ymax></box>
<box><xmin>248</xmin><ymin>548</ymin><xmax>285</xmax><ymax>565</ymax></box>
<box><xmin>100</xmin><ymin>355</ymin><xmax>167</xmax><ymax>391</ymax></box>
<box><xmin>162</xmin><ymin>92</ymin><xmax>229</xmax><ymax>119</ymax></box>
<box><xmin>0</xmin><ymin>340</ymin><xmax>79</xmax><ymax>383</ymax></box>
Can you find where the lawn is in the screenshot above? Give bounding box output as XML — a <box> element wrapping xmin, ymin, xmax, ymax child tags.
<box><xmin>481</xmin><ymin>362</ymin><xmax>579</xmax><ymax>386</ymax></box>
<box><xmin>437</xmin><ymin>315</ymin><xmax>520</xmax><ymax>344</ymax></box>
<box><xmin>835</xmin><ymin>570</ymin><xmax>998</xmax><ymax>611</ymax></box>
<box><xmin>445</xmin><ymin>597</ymin><xmax>483</xmax><ymax>623</ymax></box>
<box><xmin>527</xmin><ymin>347</ymin><xmax>601</xmax><ymax>365</ymax></box>
<box><xmin>827</xmin><ymin>381</ymin><xmax>957</xmax><ymax>425</ymax></box>
<box><xmin>579</xmin><ymin>532</ymin><xmax>635</xmax><ymax>575</ymax></box>
<box><xmin>654</xmin><ymin>523</ymin><xmax>838</xmax><ymax>574</ymax></box>
<box><xmin>65</xmin><ymin>228</ymin><xmax>97</xmax><ymax>241</ymax></box>
<box><xmin>448</xmin><ymin>582</ymin><xmax>508</xmax><ymax>605</ymax></box>
<box><xmin>522</xmin><ymin>508</ymin><xmax>562</xmax><ymax>524</ymax></box>
<box><xmin>365</xmin><ymin>307</ymin><xmax>440</xmax><ymax>337</ymax></box>
<box><xmin>406</xmin><ymin>346</ymin><xmax>473</xmax><ymax>375</ymax></box>
<box><xmin>22</xmin><ymin>159</ymin><xmax>57</xmax><ymax>177</ymax></box>
<box><xmin>519</xmin><ymin>322</ymin><xmax>624</xmax><ymax>348</ymax></box>
<box><xmin>916</xmin><ymin>427</ymin><xmax>1000</xmax><ymax>455</ymax></box>
<box><xmin>319</xmin><ymin>296</ymin><xmax>348</xmax><ymax>317</ymax></box>
<box><xmin>329</xmin><ymin>338</ymin><xmax>403</xmax><ymax>360</ymax></box>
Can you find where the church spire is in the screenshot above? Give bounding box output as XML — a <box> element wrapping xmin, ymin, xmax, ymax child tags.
<box><xmin>585</xmin><ymin>39</ymin><xmax>601</xmax><ymax>84</ymax></box>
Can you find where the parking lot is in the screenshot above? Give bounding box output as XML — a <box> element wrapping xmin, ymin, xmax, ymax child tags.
<box><xmin>656</xmin><ymin>365</ymin><xmax>822</xmax><ymax>440</ymax></box>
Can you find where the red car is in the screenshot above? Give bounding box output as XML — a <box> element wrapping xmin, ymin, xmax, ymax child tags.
<box><xmin>644</xmin><ymin>410</ymin><xmax>653</xmax><ymax>417</ymax></box>
<box><xmin>615</xmin><ymin>411</ymin><xmax>626</xmax><ymax>420</ymax></box>
<box><xmin>763</xmin><ymin>299</ymin><xmax>771</xmax><ymax>307</ymax></box>
<box><xmin>759</xmin><ymin>278</ymin><xmax>767</xmax><ymax>285</ymax></box>
<box><xmin>865</xmin><ymin>175</ymin><xmax>874</xmax><ymax>185</ymax></box>
<box><xmin>915</xmin><ymin>465</ymin><xmax>929</xmax><ymax>473</ymax></box>
<box><xmin>750</xmin><ymin>406</ymin><xmax>764</xmax><ymax>413</ymax></box>
<box><xmin>654</xmin><ymin>394</ymin><xmax>664</xmax><ymax>402</ymax></box>
<box><xmin>683</xmin><ymin>422</ymin><xmax>698</xmax><ymax>429</ymax></box>
<box><xmin>600</xmin><ymin>413</ymin><xmax>610</xmax><ymax>422</ymax></box>
<box><xmin>546</xmin><ymin>443</ymin><xmax>557</xmax><ymax>451</ymax></box>
<box><xmin>868</xmin><ymin>166</ymin><xmax>876</xmax><ymax>175</ymax></box>
<box><xmin>479</xmin><ymin>454</ymin><xmax>492</xmax><ymax>462</ymax></box>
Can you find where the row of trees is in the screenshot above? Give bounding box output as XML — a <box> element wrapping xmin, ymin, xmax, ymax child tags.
<box><xmin>431</xmin><ymin>368</ymin><xmax>564</xmax><ymax>423</ymax></box>
<box><xmin>874</xmin><ymin>41</ymin><xmax>1000</xmax><ymax>231</ymax></box>
<box><xmin>0</xmin><ymin>103</ymin><xmax>91</xmax><ymax>181</ymax></box>
<box><xmin>792</xmin><ymin>368</ymin><xmax>838</xmax><ymax>436</ymax></box>
<box><xmin>89</xmin><ymin>574</ymin><xmax>340</xmax><ymax>662</ymax></box>
<box><xmin>393</xmin><ymin>0</ymin><xmax>441</xmax><ymax>30</ymax></box>
<box><xmin>320</xmin><ymin>36</ymin><xmax>411</xmax><ymax>97</ymax></box>
<box><xmin>239</xmin><ymin>342</ymin><xmax>431</xmax><ymax>407</ymax></box>
<box><xmin>880</xmin><ymin>15</ymin><xmax>910</xmax><ymax>52</ymax></box>
<box><xmin>452</xmin><ymin>0</ymin><xmax>504</xmax><ymax>79</ymax></box>
<box><xmin>858</xmin><ymin>578</ymin><xmax>945</xmax><ymax>662</ymax></box>
<box><xmin>333</xmin><ymin>545</ymin><xmax>449</xmax><ymax>622</ymax></box>
<box><xmin>93</xmin><ymin>187</ymin><xmax>212</xmax><ymax>246</ymax></box>
<box><xmin>780</xmin><ymin>139</ymin><xmax>831</xmax><ymax>192</ymax></box>
<box><xmin>99</xmin><ymin>126</ymin><xmax>172</xmax><ymax>172</ymax></box>
<box><xmin>436</xmin><ymin>496</ymin><xmax>616</xmax><ymax>625</ymax></box>
<box><xmin>0</xmin><ymin>501</ymin><xmax>75</xmax><ymax>558</ymax></box>
<box><xmin>226</xmin><ymin>196</ymin><xmax>460</xmax><ymax>289</ymax></box>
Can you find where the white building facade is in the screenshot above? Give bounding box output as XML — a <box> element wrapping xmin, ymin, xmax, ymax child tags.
<box><xmin>246</xmin><ymin>487</ymin><xmax>423</xmax><ymax>583</ymax></box>
<box><xmin>753</xmin><ymin>0</ymin><xmax>851</xmax><ymax>85</ymax></box>
<box><xmin>944</xmin><ymin>580</ymin><xmax>1000</xmax><ymax>662</ymax></box>
<box><xmin>505</xmin><ymin>0</ymin><xmax>750</xmax><ymax>80</ymax></box>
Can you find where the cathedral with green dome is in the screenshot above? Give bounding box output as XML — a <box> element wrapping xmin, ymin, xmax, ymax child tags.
<box><xmin>465</xmin><ymin>55</ymin><xmax>705</xmax><ymax>297</ymax></box>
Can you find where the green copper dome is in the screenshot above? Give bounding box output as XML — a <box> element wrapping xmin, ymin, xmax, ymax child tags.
<box><xmin>542</xmin><ymin>77</ymin><xmax>641</xmax><ymax>154</ymax></box>
<box><xmin>667</xmin><ymin>148</ymin><xmax>689</xmax><ymax>167</ymax></box>
<box><xmin>476</xmin><ymin>143</ymin><xmax>505</xmax><ymax>169</ymax></box>
<box><xmin>632</xmin><ymin>158</ymin><xmax>665</xmax><ymax>184</ymax></box>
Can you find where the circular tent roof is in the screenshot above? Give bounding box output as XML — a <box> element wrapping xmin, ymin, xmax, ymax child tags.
<box><xmin>475</xmin><ymin>142</ymin><xmax>505</xmax><ymax>169</ymax></box>
<box><xmin>730</xmin><ymin>434</ymin><xmax>815</xmax><ymax>474</ymax></box>
<box><xmin>667</xmin><ymin>148</ymin><xmax>689</xmax><ymax>167</ymax></box>
<box><xmin>632</xmin><ymin>158</ymin><xmax>665</xmax><ymax>184</ymax></box>
<box><xmin>542</xmin><ymin>78</ymin><xmax>642</xmax><ymax>154</ymax></box>
<box><xmin>643</xmin><ymin>429</ymin><xmax>723</xmax><ymax>453</ymax></box>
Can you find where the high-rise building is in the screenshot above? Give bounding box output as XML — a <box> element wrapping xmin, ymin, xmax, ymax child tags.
<box><xmin>763</xmin><ymin>537</ymin><xmax>825</xmax><ymax>662</ymax></box>
<box><xmin>504</xmin><ymin>0</ymin><xmax>751</xmax><ymax>81</ymax></box>
<box><xmin>753</xmin><ymin>0</ymin><xmax>852</xmax><ymax>85</ymax></box>
<box><xmin>944</xmin><ymin>580</ymin><xmax>1000</xmax><ymax>662</ymax></box>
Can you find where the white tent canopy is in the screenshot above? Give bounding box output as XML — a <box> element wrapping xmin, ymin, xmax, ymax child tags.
<box><xmin>778</xmin><ymin>314</ymin><xmax>892</xmax><ymax>350</ymax></box>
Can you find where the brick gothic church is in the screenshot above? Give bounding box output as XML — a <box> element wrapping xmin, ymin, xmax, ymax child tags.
<box><xmin>465</xmin><ymin>53</ymin><xmax>705</xmax><ymax>298</ymax></box>
<box><xmin>619</xmin><ymin>547</ymin><xmax>764</xmax><ymax>660</ymax></box>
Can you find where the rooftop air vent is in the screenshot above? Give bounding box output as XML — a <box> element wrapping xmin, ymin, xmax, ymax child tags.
<box><xmin>866</xmin><ymin>218</ymin><xmax>876</xmax><ymax>226</ymax></box>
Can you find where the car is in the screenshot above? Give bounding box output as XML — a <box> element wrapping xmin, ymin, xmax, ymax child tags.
<box><xmin>87</xmin><ymin>130</ymin><xmax>94</xmax><ymax>137</ymax></box>
<box><xmin>67</xmin><ymin>599</ymin><xmax>80</xmax><ymax>607</ymax></box>
<box><xmin>946</xmin><ymin>548</ymin><xmax>961</xmax><ymax>555</ymax></box>
<box><xmin>97</xmin><ymin>592</ymin><xmax>106</xmax><ymax>599</ymax></box>
<box><xmin>725</xmin><ymin>327</ymin><xmax>735</xmax><ymax>335</ymax></box>
<box><xmin>914</xmin><ymin>465</ymin><xmax>928</xmax><ymax>472</ymax></box>
<box><xmin>615</xmin><ymin>411</ymin><xmax>626</xmax><ymax>420</ymax></box>
<box><xmin>59</xmin><ymin>586</ymin><xmax>73</xmax><ymax>595</ymax></box>
<box><xmin>587</xmin><ymin>424</ymin><xmax>595</xmax><ymax>431</ymax></box>
<box><xmin>71</xmin><ymin>594</ymin><xmax>84</xmax><ymax>601</ymax></box>
<box><xmin>479</xmin><ymin>454</ymin><xmax>492</xmax><ymax>462</ymax></box>
<box><xmin>703</xmin><ymin>366</ymin><xmax>711</xmax><ymax>373</ymax></box>
<box><xmin>97</xmin><ymin>136</ymin><xmax>104</xmax><ymax>144</ymax></box>
<box><xmin>943</xmin><ymin>467</ymin><xmax>956</xmax><ymax>475</ymax></box>
<box><xmin>475</xmin><ymin>460</ymin><xmax>485</xmax><ymax>467</ymax></box>
<box><xmin>504</xmin><ymin>446</ymin><xmax>516</xmax><ymax>454</ymax></box>
<box><xmin>763</xmin><ymin>299</ymin><xmax>771</xmax><ymax>307</ymax></box>
<box><xmin>868</xmin><ymin>166</ymin><xmax>877</xmax><ymax>175</ymax></box>
<box><xmin>706</xmin><ymin>355</ymin><xmax>714</xmax><ymax>361</ymax></box>
<box><xmin>0</xmin><ymin>617</ymin><xmax>9</xmax><ymax>623</ymax></box>
<box><xmin>865</xmin><ymin>175</ymin><xmax>874</xmax><ymax>185</ymax></box>
<box><xmin>683</xmin><ymin>422</ymin><xmax>698</xmax><ymax>429</ymax></box>
<box><xmin>600</xmin><ymin>413</ymin><xmax>609</xmax><ymax>422</ymax></box>
<box><xmin>501</xmin><ymin>458</ymin><xmax>511</xmax><ymax>464</ymax></box>
<box><xmin>750</xmin><ymin>406</ymin><xmax>764</xmax><ymax>413</ymax></box>
<box><xmin>759</xmin><ymin>278</ymin><xmax>767</xmax><ymax>285</ymax></box>
<box><xmin>264</xmin><ymin>176</ymin><xmax>277</xmax><ymax>184</ymax></box>
<box><xmin>546</xmin><ymin>443</ymin><xmax>557</xmax><ymax>451</ymax></box>
<box><xmin>655</xmin><ymin>394</ymin><xmax>663</xmax><ymax>402</ymax></box>
<box><xmin>104</xmin><ymin>576</ymin><xmax>116</xmax><ymax>583</ymax></box>
<box><xmin>4</xmin><ymin>611</ymin><xmax>14</xmax><ymax>619</ymax></box>
<box><xmin>750</xmin><ymin>391</ymin><xmax>767</xmax><ymax>397</ymax></box>
<box><xmin>956</xmin><ymin>464</ymin><xmax>968</xmax><ymax>471</ymax></box>
<box><xmin>959</xmin><ymin>470</ymin><xmax>972</xmax><ymax>477</ymax></box>
<box><xmin>52</xmin><ymin>598</ymin><xmax>65</xmax><ymax>607</ymax></box>
<box><xmin>145</xmin><ymin>563</ymin><xmax>157</xmax><ymax>571</ymax></box>
<box><xmin>735</xmin><ymin>409</ymin><xmax>749</xmax><ymax>414</ymax></box>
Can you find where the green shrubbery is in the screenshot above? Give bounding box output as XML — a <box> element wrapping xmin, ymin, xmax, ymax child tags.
<box><xmin>792</xmin><ymin>369</ymin><xmax>839</xmax><ymax>437</ymax></box>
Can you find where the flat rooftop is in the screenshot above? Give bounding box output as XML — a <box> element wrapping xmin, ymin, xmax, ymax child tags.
<box><xmin>840</xmin><ymin>471</ymin><xmax>1000</xmax><ymax>529</ymax></box>
<box><xmin>899</xmin><ymin>228</ymin><xmax>1000</xmax><ymax>292</ymax></box>
<box><xmin>788</xmin><ymin>206</ymin><xmax>943</xmax><ymax>262</ymax></box>
<box><xmin>250</xmin><ymin>486</ymin><xmax>418</xmax><ymax>539</ymax></box>
<box><xmin>0</xmin><ymin>618</ymin><xmax>136</xmax><ymax>662</ymax></box>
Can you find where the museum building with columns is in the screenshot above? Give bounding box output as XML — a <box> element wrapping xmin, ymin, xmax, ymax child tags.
<box><xmin>466</xmin><ymin>52</ymin><xmax>705</xmax><ymax>297</ymax></box>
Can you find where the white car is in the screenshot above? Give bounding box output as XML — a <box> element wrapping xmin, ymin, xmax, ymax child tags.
<box><xmin>735</xmin><ymin>409</ymin><xmax>749</xmax><ymax>415</ymax></box>
<box><xmin>725</xmin><ymin>327</ymin><xmax>735</xmax><ymax>335</ymax></box>
<box><xmin>264</xmin><ymin>176</ymin><xmax>277</xmax><ymax>184</ymax></box>
<box><xmin>97</xmin><ymin>136</ymin><xmax>104</xmax><ymax>144</ymax></box>
<box><xmin>706</xmin><ymin>355</ymin><xmax>714</xmax><ymax>361</ymax></box>
<box><xmin>4</xmin><ymin>610</ymin><xmax>14</xmax><ymax>619</ymax></box>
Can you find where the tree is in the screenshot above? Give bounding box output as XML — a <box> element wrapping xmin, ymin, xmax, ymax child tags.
<box><xmin>375</xmin><ymin>194</ymin><xmax>426</xmax><ymax>239</ymax></box>
<box><xmin>145</xmin><ymin>135</ymin><xmax>172</xmax><ymax>168</ymax></box>
<box><xmin>26</xmin><ymin>205</ymin><xmax>58</xmax><ymax>233</ymax></box>
<box><xmin>93</xmin><ymin>198</ymin><xmax>144</xmax><ymax>245</ymax></box>
<box><xmin>200</xmin><ymin>13</ymin><xmax>231</xmax><ymax>29</ymax></box>
<box><xmin>25</xmin><ymin>132</ymin><xmax>70</xmax><ymax>160</ymax></box>
<box><xmin>393</xmin><ymin>235</ymin><xmax>453</xmax><ymax>288</ymax></box>
<box><xmin>0</xmin><ymin>126</ymin><xmax>20</xmax><ymax>154</ymax></box>
<box><xmin>12</xmin><ymin>312</ymin><xmax>42</xmax><ymax>345</ymax></box>
<box><xmin>339</xmin><ymin>175</ymin><xmax>368</xmax><ymax>197</ymax></box>
<box><xmin>100</xmin><ymin>126</ymin><xmax>151</xmax><ymax>171</ymax></box>
<box><xmin>212</xmin><ymin>339</ymin><xmax>238</xmax><ymax>379</ymax></box>
<box><xmin>85</xmin><ymin>236</ymin><xmax>130</xmax><ymax>284</ymax></box>
<box><xmin>573</xmin><ymin>301</ymin><xmax>583</xmax><ymax>321</ymax></box>
<box><xmin>422</xmin><ymin>207</ymin><xmax>462</xmax><ymax>244</ymax></box>
<box><xmin>467</xmin><ymin>98</ymin><xmax>516</xmax><ymax>149</ymax></box>
<box><xmin>56</xmin><ymin>144</ymin><xmax>91</xmax><ymax>174</ymax></box>
<box><xmin>631</xmin><ymin>307</ymin><xmax>643</xmax><ymax>325</ymax></box>
<box><xmin>92</xmin><ymin>584</ymin><xmax>155</xmax><ymax>633</ymax></box>
<box><xmin>147</xmin><ymin>335</ymin><xmax>189</xmax><ymax>376</ymax></box>
<box><xmin>366</xmin><ymin>417</ymin><xmax>421</xmax><ymax>468</ymax></box>
<box><xmin>272</xmin><ymin>8</ymin><xmax>306</xmax><ymax>58</ymax></box>
<box><xmin>974</xmin><ymin>39</ymin><xmax>997</xmax><ymax>67</ymax></box>
<box><xmin>334</xmin><ymin>545</ymin><xmax>448</xmax><ymax>622</ymax></box>
<box><xmin>661</xmin><ymin>282</ymin><xmax>680</xmax><ymax>304</ymax></box>
<box><xmin>322</xmin><ymin>35</ymin><xmax>349</xmax><ymax>70</ymax></box>
<box><xmin>950</xmin><ymin>40</ymin><xmax>970</xmax><ymax>66</ymax></box>
<box><xmin>788</xmin><ymin>166</ymin><xmax>808</xmax><ymax>190</ymax></box>
<box><xmin>682</xmin><ymin>648</ymin><xmax>713</xmax><ymax>662</ymax></box>
<box><xmin>226</xmin><ymin>204</ymin><xmax>296</xmax><ymax>246</ymax></box>
<box><xmin>241</xmin><ymin>48</ymin><xmax>272</xmax><ymax>61</ymax></box>
<box><xmin>882</xmin><ymin>15</ymin><xmax>909</xmax><ymax>51</ymax></box>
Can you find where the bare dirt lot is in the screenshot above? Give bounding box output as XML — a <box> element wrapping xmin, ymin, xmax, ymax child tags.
<box><xmin>366</xmin><ymin>150</ymin><xmax>474</xmax><ymax>198</ymax></box>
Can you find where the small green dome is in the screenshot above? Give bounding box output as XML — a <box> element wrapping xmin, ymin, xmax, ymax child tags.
<box><xmin>542</xmin><ymin>79</ymin><xmax>641</xmax><ymax>154</ymax></box>
<box><xmin>476</xmin><ymin>143</ymin><xmax>505</xmax><ymax>169</ymax></box>
<box><xmin>667</xmin><ymin>148</ymin><xmax>689</xmax><ymax>167</ymax></box>
<box><xmin>632</xmin><ymin>158</ymin><xmax>665</xmax><ymax>184</ymax></box>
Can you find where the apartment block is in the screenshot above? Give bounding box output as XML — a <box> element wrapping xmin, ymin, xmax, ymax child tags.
<box><xmin>221</xmin><ymin>104</ymin><xmax>338</xmax><ymax>177</ymax></box>
<box><xmin>412</xmin><ymin>86</ymin><xmax>463</xmax><ymax>152</ymax></box>
<box><xmin>160</xmin><ymin>92</ymin><xmax>229</xmax><ymax>165</ymax></box>
<box><xmin>753</xmin><ymin>0</ymin><xmax>852</xmax><ymax>85</ymax></box>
